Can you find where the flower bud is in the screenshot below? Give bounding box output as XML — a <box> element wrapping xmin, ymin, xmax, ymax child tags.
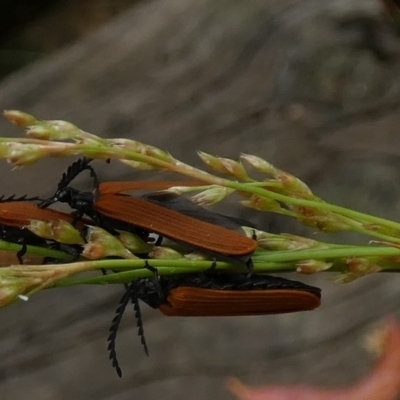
<box><xmin>82</xmin><ymin>226</ymin><xmax>137</xmax><ymax>259</ymax></box>
<box><xmin>296</xmin><ymin>260</ymin><xmax>332</xmax><ymax>274</ymax></box>
<box><xmin>120</xmin><ymin>159</ymin><xmax>158</xmax><ymax>170</ymax></box>
<box><xmin>27</xmin><ymin>220</ymin><xmax>84</xmax><ymax>245</ymax></box>
<box><xmin>295</xmin><ymin>208</ymin><xmax>350</xmax><ymax>231</ymax></box>
<box><xmin>165</xmin><ymin>185</ymin><xmax>201</xmax><ymax>195</ymax></box>
<box><xmin>335</xmin><ymin>258</ymin><xmax>382</xmax><ymax>283</ymax></box>
<box><xmin>191</xmin><ymin>186</ymin><xmax>233</xmax><ymax>206</ymax></box>
<box><xmin>252</xmin><ymin>230</ymin><xmax>321</xmax><ymax>251</ymax></box>
<box><xmin>184</xmin><ymin>251</ymin><xmax>209</xmax><ymax>261</ymax></box>
<box><xmin>219</xmin><ymin>158</ymin><xmax>249</xmax><ymax>180</ymax></box>
<box><xmin>197</xmin><ymin>151</ymin><xmax>230</xmax><ymax>174</ymax></box>
<box><xmin>277</xmin><ymin>171</ymin><xmax>313</xmax><ymax>197</ymax></box>
<box><xmin>241</xmin><ymin>154</ymin><xmax>276</xmax><ymax>174</ymax></box>
<box><xmin>111</xmin><ymin>139</ymin><xmax>173</xmax><ymax>163</ymax></box>
<box><xmin>3</xmin><ymin>110</ymin><xmax>37</xmax><ymax>127</ymax></box>
<box><xmin>240</xmin><ymin>195</ymin><xmax>282</xmax><ymax>212</ymax></box>
<box><xmin>117</xmin><ymin>231</ymin><xmax>153</xmax><ymax>253</ymax></box>
<box><xmin>26</xmin><ymin>125</ymin><xmax>59</xmax><ymax>140</ymax></box>
<box><xmin>6</xmin><ymin>143</ymin><xmax>46</xmax><ymax>166</ymax></box>
<box><xmin>110</xmin><ymin>138</ymin><xmax>147</xmax><ymax>152</ymax></box>
<box><xmin>144</xmin><ymin>145</ymin><xmax>173</xmax><ymax>162</ymax></box>
<box><xmin>149</xmin><ymin>246</ymin><xmax>184</xmax><ymax>259</ymax></box>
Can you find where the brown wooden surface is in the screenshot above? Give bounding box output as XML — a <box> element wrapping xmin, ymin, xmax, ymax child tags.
<box><xmin>1</xmin><ymin>0</ymin><xmax>400</xmax><ymax>398</ymax></box>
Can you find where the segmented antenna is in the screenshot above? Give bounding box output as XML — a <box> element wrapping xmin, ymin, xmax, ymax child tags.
<box><xmin>107</xmin><ymin>281</ymin><xmax>151</xmax><ymax>376</ymax></box>
<box><xmin>56</xmin><ymin>157</ymin><xmax>99</xmax><ymax>191</ymax></box>
<box><xmin>0</xmin><ymin>194</ymin><xmax>41</xmax><ymax>202</ymax></box>
<box><xmin>39</xmin><ymin>158</ymin><xmax>100</xmax><ymax>209</ymax></box>
<box><xmin>131</xmin><ymin>292</ymin><xmax>149</xmax><ymax>356</ymax></box>
<box><xmin>107</xmin><ymin>288</ymin><xmax>131</xmax><ymax>377</ymax></box>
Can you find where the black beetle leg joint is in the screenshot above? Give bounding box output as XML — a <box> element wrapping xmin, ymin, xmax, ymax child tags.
<box><xmin>144</xmin><ymin>260</ymin><xmax>159</xmax><ymax>276</ymax></box>
<box><xmin>245</xmin><ymin>258</ymin><xmax>254</xmax><ymax>278</ymax></box>
<box><xmin>203</xmin><ymin>259</ymin><xmax>218</xmax><ymax>275</ymax></box>
<box><xmin>144</xmin><ymin>261</ymin><xmax>164</xmax><ymax>301</ymax></box>
<box><xmin>16</xmin><ymin>241</ymin><xmax>28</xmax><ymax>264</ymax></box>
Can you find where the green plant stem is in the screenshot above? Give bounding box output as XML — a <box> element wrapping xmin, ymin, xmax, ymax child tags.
<box><xmin>45</xmin><ymin>245</ymin><xmax>400</xmax><ymax>287</ymax></box>
<box><xmin>55</xmin><ymin>265</ymin><xmax>229</xmax><ymax>287</ymax></box>
<box><xmin>105</xmin><ymin>145</ymin><xmax>400</xmax><ymax>236</ymax></box>
<box><xmin>0</xmin><ymin>240</ymin><xmax>72</xmax><ymax>260</ymax></box>
<box><xmin>253</xmin><ymin>246</ymin><xmax>400</xmax><ymax>262</ymax></box>
<box><xmin>4</xmin><ymin>139</ymin><xmax>400</xmax><ymax>238</ymax></box>
<box><xmin>347</xmin><ymin>225</ymin><xmax>400</xmax><ymax>243</ymax></box>
<box><xmin>228</xmin><ymin>183</ymin><xmax>400</xmax><ymax>232</ymax></box>
<box><xmin>49</xmin><ymin>245</ymin><xmax>400</xmax><ymax>271</ymax></box>
<box><xmin>54</xmin><ymin>262</ymin><xmax>300</xmax><ymax>287</ymax></box>
<box><xmin>53</xmin><ymin>144</ymin><xmax>400</xmax><ymax>238</ymax></box>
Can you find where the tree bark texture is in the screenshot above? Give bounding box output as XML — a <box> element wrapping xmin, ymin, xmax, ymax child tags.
<box><xmin>1</xmin><ymin>0</ymin><xmax>400</xmax><ymax>399</ymax></box>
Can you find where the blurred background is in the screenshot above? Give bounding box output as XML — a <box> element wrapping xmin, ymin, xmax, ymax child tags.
<box><xmin>1</xmin><ymin>0</ymin><xmax>400</xmax><ymax>398</ymax></box>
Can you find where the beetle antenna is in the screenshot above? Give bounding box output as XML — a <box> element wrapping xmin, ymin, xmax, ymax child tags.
<box><xmin>0</xmin><ymin>194</ymin><xmax>41</xmax><ymax>203</ymax></box>
<box><xmin>107</xmin><ymin>288</ymin><xmax>131</xmax><ymax>378</ymax></box>
<box><xmin>40</xmin><ymin>158</ymin><xmax>100</xmax><ymax>208</ymax></box>
<box><xmin>130</xmin><ymin>292</ymin><xmax>149</xmax><ymax>356</ymax></box>
<box><xmin>57</xmin><ymin>157</ymin><xmax>99</xmax><ymax>191</ymax></box>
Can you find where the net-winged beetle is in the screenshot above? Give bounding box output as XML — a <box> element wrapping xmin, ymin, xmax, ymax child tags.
<box><xmin>40</xmin><ymin>158</ymin><xmax>258</xmax><ymax>270</ymax></box>
<box><xmin>108</xmin><ymin>270</ymin><xmax>321</xmax><ymax>376</ymax></box>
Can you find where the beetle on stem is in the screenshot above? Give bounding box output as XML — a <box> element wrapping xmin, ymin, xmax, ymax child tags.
<box><xmin>108</xmin><ymin>266</ymin><xmax>321</xmax><ymax>377</ymax></box>
<box><xmin>40</xmin><ymin>158</ymin><xmax>258</xmax><ymax>271</ymax></box>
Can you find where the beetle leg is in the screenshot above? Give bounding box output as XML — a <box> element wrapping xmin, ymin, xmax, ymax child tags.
<box><xmin>246</xmin><ymin>258</ymin><xmax>254</xmax><ymax>278</ymax></box>
<box><xmin>143</xmin><ymin>261</ymin><xmax>165</xmax><ymax>301</ymax></box>
<box><xmin>16</xmin><ymin>240</ymin><xmax>27</xmax><ymax>264</ymax></box>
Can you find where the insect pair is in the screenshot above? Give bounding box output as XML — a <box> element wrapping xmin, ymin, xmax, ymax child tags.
<box><xmin>0</xmin><ymin>158</ymin><xmax>322</xmax><ymax>377</ymax></box>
